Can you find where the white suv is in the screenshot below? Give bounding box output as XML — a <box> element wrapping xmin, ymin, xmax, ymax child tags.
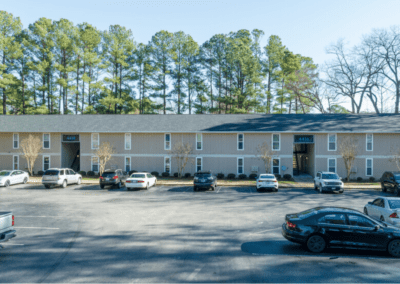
<box><xmin>314</xmin><ymin>171</ymin><xmax>344</xmax><ymax>193</ymax></box>
<box><xmin>42</xmin><ymin>168</ymin><xmax>82</xmax><ymax>189</ymax></box>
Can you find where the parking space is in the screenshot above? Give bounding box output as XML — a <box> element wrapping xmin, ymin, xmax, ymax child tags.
<box><xmin>1</xmin><ymin>184</ymin><xmax>399</xmax><ymax>282</ymax></box>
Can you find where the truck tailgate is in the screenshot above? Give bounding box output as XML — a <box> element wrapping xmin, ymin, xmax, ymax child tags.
<box><xmin>0</xmin><ymin>212</ymin><xmax>13</xmax><ymax>234</ymax></box>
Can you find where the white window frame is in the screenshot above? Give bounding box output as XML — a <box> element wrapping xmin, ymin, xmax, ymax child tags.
<box><xmin>366</xmin><ymin>134</ymin><xmax>373</xmax><ymax>152</ymax></box>
<box><xmin>237</xmin><ymin>157</ymin><xmax>244</xmax><ymax>175</ymax></box>
<box><xmin>13</xmin><ymin>133</ymin><xmax>19</xmax><ymax>149</ymax></box>
<box><xmin>91</xmin><ymin>156</ymin><xmax>99</xmax><ymax>172</ymax></box>
<box><xmin>366</xmin><ymin>158</ymin><xmax>373</xmax><ymax>177</ymax></box>
<box><xmin>196</xmin><ymin>157</ymin><xmax>202</xmax><ymax>172</ymax></box>
<box><xmin>125</xmin><ymin>156</ymin><xmax>131</xmax><ymax>173</ymax></box>
<box><xmin>164</xmin><ymin>156</ymin><xmax>171</xmax><ymax>173</ymax></box>
<box><xmin>91</xmin><ymin>133</ymin><xmax>99</xmax><ymax>150</ymax></box>
<box><xmin>125</xmin><ymin>133</ymin><xmax>131</xmax><ymax>150</ymax></box>
<box><xmin>272</xmin><ymin>133</ymin><xmax>281</xmax><ymax>151</ymax></box>
<box><xmin>164</xmin><ymin>133</ymin><xmax>171</xmax><ymax>150</ymax></box>
<box><xmin>328</xmin><ymin>134</ymin><xmax>337</xmax><ymax>151</ymax></box>
<box><xmin>237</xmin><ymin>133</ymin><xmax>244</xmax><ymax>151</ymax></box>
<box><xmin>43</xmin><ymin>133</ymin><xmax>51</xmax><ymax>149</ymax></box>
<box><xmin>43</xmin><ymin>155</ymin><xmax>50</xmax><ymax>171</ymax></box>
<box><xmin>328</xmin><ymin>158</ymin><xmax>337</xmax><ymax>173</ymax></box>
<box><xmin>272</xmin><ymin>157</ymin><xmax>280</xmax><ymax>175</ymax></box>
<box><xmin>13</xmin><ymin>155</ymin><xmax>19</xmax><ymax>170</ymax></box>
<box><xmin>196</xmin><ymin>133</ymin><xmax>203</xmax><ymax>150</ymax></box>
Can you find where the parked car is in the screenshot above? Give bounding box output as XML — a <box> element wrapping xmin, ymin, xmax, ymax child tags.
<box><xmin>381</xmin><ymin>172</ymin><xmax>400</xmax><ymax>196</ymax></box>
<box><xmin>314</xmin><ymin>171</ymin><xmax>344</xmax><ymax>193</ymax></box>
<box><xmin>256</xmin><ymin>174</ymin><xmax>278</xmax><ymax>192</ymax></box>
<box><xmin>0</xmin><ymin>170</ymin><xmax>29</xmax><ymax>187</ymax></box>
<box><xmin>125</xmin><ymin>172</ymin><xmax>157</xmax><ymax>190</ymax></box>
<box><xmin>0</xmin><ymin>212</ymin><xmax>16</xmax><ymax>244</ymax></box>
<box><xmin>193</xmin><ymin>171</ymin><xmax>217</xmax><ymax>191</ymax></box>
<box><xmin>42</xmin><ymin>168</ymin><xmax>82</xmax><ymax>189</ymax></box>
<box><xmin>364</xmin><ymin>197</ymin><xmax>400</xmax><ymax>227</ymax></box>
<box><xmin>100</xmin><ymin>169</ymin><xmax>128</xmax><ymax>189</ymax></box>
<box><xmin>281</xmin><ymin>206</ymin><xmax>400</xmax><ymax>257</ymax></box>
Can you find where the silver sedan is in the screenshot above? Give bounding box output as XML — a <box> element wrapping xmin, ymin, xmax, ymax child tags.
<box><xmin>364</xmin><ymin>197</ymin><xmax>400</xmax><ymax>227</ymax></box>
<box><xmin>0</xmin><ymin>170</ymin><xmax>30</xmax><ymax>187</ymax></box>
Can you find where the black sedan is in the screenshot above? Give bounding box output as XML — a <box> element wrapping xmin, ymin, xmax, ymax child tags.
<box><xmin>193</xmin><ymin>171</ymin><xmax>217</xmax><ymax>191</ymax></box>
<box><xmin>281</xmin><ymin>207</ymin><xmax>400</xmax><ymax>257</ymax></box>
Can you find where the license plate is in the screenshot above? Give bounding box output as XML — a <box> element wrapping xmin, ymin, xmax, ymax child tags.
<box><xmin>200</xmin><ymin>179</ymin><xmax>205</xmax><ymax>182</ymax></box>
<box><xmin>105</xmin><ymin>178</ymin><xmax>109</xmax><ymax>181</ymax></box>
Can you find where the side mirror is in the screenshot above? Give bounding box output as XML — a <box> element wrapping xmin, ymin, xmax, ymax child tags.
<box><xmin>374</xmin><ymin>225</ymin><xmax>380</xmax><ymax>231</ymax></box>
<box><xmin>368</xmin><ymin>202</ymin><xmax>372</xmax><ymax>205</ymax></box>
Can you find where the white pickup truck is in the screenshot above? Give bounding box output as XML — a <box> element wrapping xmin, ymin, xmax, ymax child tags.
<box><xmin>0</xmin><ymin>212</ymin><xmax>16</xmax><ymax>244</ymax></box>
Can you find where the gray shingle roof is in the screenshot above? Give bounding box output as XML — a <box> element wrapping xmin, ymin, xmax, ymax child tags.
<box><xmin>0</xmin><ymin>114</ymin><xmax>399</xmax><ymax>133</ymax></box>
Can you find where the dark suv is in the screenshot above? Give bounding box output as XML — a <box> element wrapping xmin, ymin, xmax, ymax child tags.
<box><xmin>193</xmin><ymin>171</ymin><xmax>217</xmax><ymax>191</ymax></box>
<box><xmin>381</xmin><ymin>172</ymin><xmax>400</xmax><ymax>196</ymax></box>
<box><xmin>100</xmin><ymin>169</ymin><xmax>128</xmax><ymax>189</ymax></box>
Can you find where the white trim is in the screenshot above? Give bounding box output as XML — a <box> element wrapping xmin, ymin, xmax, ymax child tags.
<box><xmin>316</xmin><ymin>155</ymin><xmax>392</xmax><ymax>159</ymax></box>
<box><xmin>13</xmin><ymin>155</ymin><xmax>19</xmax><ymax>170</ymax></box>
<box><xmin>43</xmin><ymin>155</ymin><xmax>50</xmax><ymax>171</ymax></box>
<box><xmin>327</xmin><ymin>134</ymin><xmax>337</xmax><ymax>151</ymax></box>
<box><xmin>164</xmin><ymin>156</ymin><xmax>171</xmax><ymax>173</ymax></box>
<box><xmin>196</xmin><ymin>133</ymin><xmax>203</xmax><ymax>151</ymax></box>
<box><xmin>13</xmin><ymin>133</ymin><xmax>19</xmax><ymax>149</ymax></box>
<box><xmin>237</xmin><ymin>133</ymin><xmax>244</xmax><ymax>151</ymax></box>
<box><xmin>366</xmin><ymin>158</ymin><xmax>373</xmax><ymax>176</ymax></box>
<box><xmin>91</xmin><ymin>156</ymin><xmax>99</xmax><ymax>172</ymax></box>
<box><xmin>125</xmin><ymin>156</ymin><xmax>131</xmax><ymax>172</ymax></box>
<box><xmin>91</xmin><ymin>133</ymin><xmax>99</xmax><ymax>150</ymax></box>
<box><xmin>272</xmin><ymin>157</ymin><xmax>280</xmax><ymax>175</ymax></box>
<box><xmin>366</xmin><ymin>134</ymin><xmax>373</xmax><ymax>151</ymax></box>
<box><xmin>272</xmin><ymin>133</ymin><xmax>281</xmax><ymax>151</ymax></box>
<box><xmin>164</xmin><ymin>133</ymin><xmax>171</xmax><ymax>150</ymax></box>
<box><xmin>327</xmin><ymin>158</ymin><xmax>337</xmax><ymax>173</ymax></box>
<box><xmin>43</xmin><ymin>133</ymin><xmax>51</xmax><ymax>149</ymax></box>
<box><xmin>125</xmin><ymin>133</ymin><xmax>131</xmax><ymax>150</ymax></box>
<box><xmin>196</xmin><ymin>156</ymin><xmax>203</xmax><ymax>172</ymax></box>
<box><xmin>80</xmin><ymin>153</ymin><xmax>294</xmax><ymax>158</ymax></box>
<box><xmin>237</xmin><ymin>157</ymin><xmax>244</xmax><ymax>175</ymax></box>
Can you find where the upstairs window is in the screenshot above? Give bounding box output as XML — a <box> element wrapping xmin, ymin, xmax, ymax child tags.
<box><xmin>91</xmin><ymin>133</ymin><xmax>99</xmax><ymax>149</ymax></box>
<box><xmin>13</xmin><ymin>134</ymin><xmax>19</xmax><ymax>149</ymax></box>
<box><xmin>196</xmin><ymin>133</ymin><xmax>202</xmax><ymax>150</ymax></box>
<box><xmin>237</xmin><ymin>134</ymin><xmax>244</xmax><ymax>150</ymax></box>
<box><xmin>125</xmin><ymin>133</ymin><xmax>131</xmax><ymax>150</ymax></box>
<box><xmin>366</xmin><ymin>134</ymin><xmax>373</xmax><ymax>151</ymax></box>
<box><xmin>165</xmin><ymin>134</ymin><xmax>171</xmax><ymax>150</ymax></box>
<box><xmin>43</xmin><ymin>133</ymin><xmax>50</xmax><ymax>149</ymax></box>
<box><xmin>272</xmin><ymin>134</ymin><xmax>280</xmax><ymax>151</ymax></box>
<box><xmin>328</xmin><ymin>134</ymin><xmax>337</xmax><ymax>151</ymax></box>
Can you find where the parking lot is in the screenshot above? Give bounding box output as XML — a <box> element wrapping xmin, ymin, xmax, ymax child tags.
<box><xmin>1</xmin><ymin>183</ymin><xmax>400</xmax><ymax>283</ymax></box>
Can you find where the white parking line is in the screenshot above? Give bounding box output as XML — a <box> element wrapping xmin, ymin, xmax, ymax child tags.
<box><xmin>14</xmin><ymin>227</ymin><xmax>60</xmax><ymax>230</ymax></box>
<box><xmin>15</xmin><ymin>216</ymin><xmax>61</xmax><ymax>218</ymax></box>
<box><xmin>217</xmin><ymin>186</ymin><xmax>222</xmax><ymax>193</ymax></box>
<box><xmin>2</xmin><ymin>243</ymin><xmax>24</xmax><ymax>246</ymax></box>
<box><xmin>187</xmin><ymin>265</ymin><xmax>205</xmax><ymax>281</ymax></box>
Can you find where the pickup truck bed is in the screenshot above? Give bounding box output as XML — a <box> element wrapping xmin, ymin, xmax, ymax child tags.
<box><xmin>0</xmin><ymin>212</ymin><xmax>16</xmax><ymax>243</ymax></box>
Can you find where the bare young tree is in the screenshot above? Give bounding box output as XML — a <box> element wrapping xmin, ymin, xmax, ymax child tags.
<box><xmin>339</xmin><ymin>136</ymin><xmax>358</xmax><ymax>181</ymax></box>
<box><xmin>92</xmin><ymin>142</ymin><xmax>116</xmax><ymax>176</ymax></box>
<box><xmin>20</xmin><ymin>134</ymin><xmax>42</xmax><ymax>176</ymax></box>
<box><xmin>256</xmin><ymin>142</ymin><xmax>273</xmax><ymax>173</ymax></box>
<box><xmin>389</xmin><ymin>146</ymin><xmax>400</xmax><ymax>171</ymax></box>
<box><xmin>170</xmin><ymin>142</ymin><xmax>193</xmax><ymax>178</ymax></box>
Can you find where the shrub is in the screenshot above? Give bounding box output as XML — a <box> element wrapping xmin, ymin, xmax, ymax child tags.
<box><xmin>87</xmin><ymin>171</ymin><xmax>95</xmax><ymax>177</ymax></box>
<box><xmin>227</xmin><ymin>173</ymin><xmax>236</xmax><ymax>179</ymax></box>
<box><xmin>275</xmin><ymin>174</ymin><xmax>282</xmax><ymax>180</ymax></box>
<box><xmin>38</xmin><ymin>170</ymin><xmax>44</xmax><ymax>176</ymax></box>
<box><xmin>151</xmin><ymin>171</ymin><xmax>159</xmax><ymax>177</ymax></box>
<box><xmin>356</xmin><ymin>177</ymin><xmax>363</xmax><ymax>182</ymax></box>
<box><xmin>184</xmin><ymin>173</ymin><xmax>191</xmax><ymax>178</ymax></box>
<box><xmin>238</xmin><ymin>174</ymin><xmax>247</xmax><ymax>180</ymax></box>
<box><xmin>173</xmin><ymin>172</ymin><xmax>179</xmax><ymax>178</ymax></box>
<box><xmin>161</xmin><ymin>172</ymin><xmax>170</xmax><ymax>177</ymax></box>
<box><xmin>217</xmin><ymin>173</ymin><xmax>224</xmax><ymax>179</ymax></box>
<box><xmin>369</xmin><ymin>177</ymin><xmax>376</xmax><ymax>182</ymax></box>
<box><xmin>249</xmin><ymin>173</ymin><xmax>258</xmax><ymax>179</ymax></box>
<box><xmin>283</xmin><ymin>174</ymin><xmax>292</xmax><ymax>181</ymax></box>
<box><xmin>78</xmin><ymin>171</ymin><xmax>86</xmax><ymax>176</ymax></box>
<box><xmin>129</xmin><ymin>170</ymin><xmax>137</xmax><ymax>175</ymax></box>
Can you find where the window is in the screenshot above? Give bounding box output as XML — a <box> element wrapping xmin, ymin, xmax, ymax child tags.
<box><xmin>91</xmin><ymin>133</ymin><xmax>99</xmax><ymax>149</ymax></box>
<box><xmin>196</xmin><ymin>157</ymin><xmax>202</xmax><ymax>172</ymax></box>
<box><xmin>125</xmin><ymin>133</ymin><xmax>131</xmax><ymax>150</ymax></box>
<box><xmin>237</xmin><ymin>157</ymin><xmax>244</xmax><ymax>174</ymax></box>
<box><xmin>237</xmin><ymin>134</ymin><xmax>244</xmax><ymax>150</ymax></box>
<box><xmin>366</xmin><ymin>134</ymin><xmax>373</xmax><ymax>151</ymax></box>
<box><xmin>196</xmin><ymin>133</ymin><xmax>202</xmax><ymax>150</ymax></box>
<box><xmin>43</xmin><ymin>133</ymin><xmax>50</xmax><ymax>149</ymax></box>
<box><xmin>13</xmin><ymin>134</ymin><xmax>19</xmax><ymax>149</ymax></box>
<box><xmin>347</xmin><ymin>214</ymin><xmax>375</xmax><ymax>228</ymax></box>
<box><xmin>13</xmin><ymin>155</ymin><xmax>19</xmax><ymax>170</ymax></box>
<box><xmin>164</xmin><ymin>134</ymin><xmax>171</xmax><ymax>150</ymax></box>
<box><xmin>318</xmin><ymin>214</ymin><xmax>346</xmax><ymax>225</ymax></box>
<box><xmin>272</xmin><ymin>158</ymin><xmax>280</xmax><ymax>175</ymax></box>
<box><xmin>328</xmin><ymin>134</ymin><xmax>337</xmax><ymax>151</ymax></box>
<box><xmin>164</xmin><ymin>157</ymin><xmax>171</xmax><ymax>173</ymax></box>
<box><xmin>125</xmin><ymin>157</ymin><xmax>131</xmax><ymax>173</ymax></box>
<box><xmin>372</xmin><ymin>198</ymin><xmax>384</xmax><ymax>208</ymax></box>
<box><xmin>91</xmin><ymin>156</ymin><xmax>99</xmax><ymax>172</ymax></box>
<box><xmin>328</xmin><ymin>158</ymin><xmax>336</xmax><ymax>173</ymax></box>
<box><xmin>43</xmin><ymin>156</ymin><xmax>50</xmax><ymax>171</ymax></box>
<box><xmin>366</xmin><ymin>158</ymin><xmax>373</xmax><ymax>176</ymax></box>
<box><xmin>272</xmin><ymin>134</ymin><xmax>280</xmax><ymax>151</ymax></box>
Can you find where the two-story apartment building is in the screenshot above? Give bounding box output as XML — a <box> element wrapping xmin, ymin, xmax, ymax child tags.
<box><xmin>1</xmin><ymin>114</ymin><xmax>400</xmax><ymax>179</ymax></box>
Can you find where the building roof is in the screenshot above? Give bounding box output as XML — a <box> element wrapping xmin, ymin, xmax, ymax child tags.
<box><xmin>1</xmin><ymin>114</ymin><xmax>400</xmax><ymax>133</ymax></box>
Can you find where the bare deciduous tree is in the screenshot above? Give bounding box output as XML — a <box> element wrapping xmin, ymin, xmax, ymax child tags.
<box><xmin>256</xmin><ymin>142</ymin><xmax>273</xmax><ymax>173</ymax></box>
<box><xmin>389</xmin><ymin>146</ymin><xmax>400</xmax><ymax>171</ymax></box>
<box><xmin>170</xmin><ymin>142</ymin><xmax>193</xmax><ymax>178</ymax></box>
<box><xmin>20</xmin><ymin>134</ymin><xmax>42</xmax><ymax>176</ymax></box>
<box><xmin>92</xmin><ymin>142</ymin><xmax>116</xmax><ymax>176</ymax></box>
<box><xmin>339</xmin><ymin>136</ymin><xmax>358</xmax><ymax>181</ymax></box>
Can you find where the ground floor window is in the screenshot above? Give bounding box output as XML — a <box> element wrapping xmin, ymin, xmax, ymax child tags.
<box><xmin>328</xmin><ymin>158</ymin><xmax>336</xmax><ymax>173</ymax></box>
<box><xmin>13</xmin><ymin>155</ymin><xmax>19</xmax><ymax>170</ymax></box>
<box><xmin>125</xmin><ymin>157</ymin><xmax>131</xmax><ymax>173</ymax></box>
<box><xmin>92</xmin><ymin>156</ymin><xmax>99</xmax><ymax>172</ymax></box>
<box><xmin>196</xmin><ymin>157</ymin><xmax>202</xmax><ymax>172</ymax></box>
<box><xmin>237</xmin><ymin>157</ymin><xmax>244</xmax><ymax>175</ymax></box>
<box><xmin>366</xmin><ymin>158</ymin><xmax>373</xmax><ymax>176</ymax></box>
<box><xmin>43</xmin><ymin>156</ymin><xmax>50</xmax><ymax>171</ymax></box>
<box><xmin>272</xmin><ymin>158</ymin><xmax>280</xmax><ymax>175</ymax></box>
<box><xmin>164</xmin><ymin>157</ymin><xmax>171</xmax><ymax>173</ymax></box>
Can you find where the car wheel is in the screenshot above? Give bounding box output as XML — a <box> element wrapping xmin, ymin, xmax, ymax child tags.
<box><xmin>45</xmin><ymin>184</ymin><xmax>51</xmax><ymax>189</ymax></box>
<box><xmin>314</xmin><ymin>182</ymin><xmax>318</xmax><ymax>190</ymax></box>
<box><xmin>307</xmin><ymin>235</ymin><xmax>326</xmax><ymax>253</ymax></box>
<box><xmin>23</xmin><ymin>177</ymin><xmax>28</xmax><ymax>184</ymax></box>
<box><xmin>77</xmin><ymin>178</ymin><xmax>82</xmax><ymax>185</ymax></box>
<box><xmin>388</xmin><ymin>239</ymin><xmax>400</xmax><ymax>257</ymax></box>
<box><xmin>382</xmin><ymin>183</ymin><xmax>387</xmax><ymax>192</ymax></box>
<box><xmin>339</xmin><ymin>189</ymin><xmax>344</xmax><ymax>194</ymax></box>
<box><xmin>146</xmin><ymin>183</ymin><xmax>149</xmax><ymax>190</ymax></box>
<box><xmin>154</xmin><ymin>180</ymin><xmax>157</xmax><ymax>186</ymax></box>
<box><xmin>62</xmin><ymin>180</ymin><xmax>67</xmax><ymax>188</ymax></box>
<box><xmin>4</xmin><ymin>180</ymin><xmax>10</xmax><ymax>188</ymax></box>
<box><xmin>364</xmin><ymin>207</ymin><xmax>368</xmax><ymax>215</ymax></box>
<box><xmin>117</xmin><ymin>182</ymin><xmax>122</xmax><ymax>189</ymax></box>
<box><xmin>380</xmin><ymin>216</ymin><xmax>385</xmax><ymax>222</ymax></box>
<box><xmin>394</xmin><ymin>186</ymin><xmax>400</xmax><ymax>196</ymax></box>
<box><xmin>194</xmin><ymin>187</ymin><xmax>197</xmax><ymax>192</ymax></box>
<box><xmin>319</xmin><ymin>185</ymin><xmax>323</xmax><ymax>193</ymax></box>
<box><xmin>211</xmin><ymin>185</ymin><xmax>215</xmax><ymax>191</ymax></box>
<box><xmin>100</xmin><ymin>184</ymin><xmax>105</xmax><ymax>189</ymax></box>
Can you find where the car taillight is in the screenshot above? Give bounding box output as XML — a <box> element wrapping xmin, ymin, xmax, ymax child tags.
<box><xmin>113</xmin><ymin>176</ymin><xmax>118</xmax><ymax>179</ymax></box>
<box><xmin>126</xmin><ymin>180</ymin><xmax>131</xmax><ymax>183</ymax></box>
<box><xmin>390</xmin><ymin>213</ymin><xmax>399</xmax><ymax>218</ymax></box>
<box><xmin>12</xmin><ymin>215</ymin><xmax>14</xmax><ymax>226</ymax></box>
<box><xmin>100</xmin><ymin>177</ymin><xmax>103</xmax><ymax>180</ymax></box>
<box><xmin>287</xmin><ymin>221</ymin><xmax>296</xmax><ymax>229</ymax></box>
<box><xmin>137</xmin><ymin>180</ymin><xmax>145</xmax><ymax>183</ymax></box>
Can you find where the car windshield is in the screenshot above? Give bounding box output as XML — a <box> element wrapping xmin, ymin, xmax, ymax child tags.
<box><xmin>0</xmin><ymin>171</ymin><xmax>11</xmax><ymax>176</ymax></box>
<box><xmin>44</xmin><ymin>170</ymin><xmax>59</xmax><ymax>176</ymax></box>
<box><xmin>388</xmin><ymin>200</ymin><xmax>400</xmax><ymax>209</ymax></box>
<box><xmin>195</xmin><ymin>173</ymin><xmax>211</xmax><ymax>178</ymax></box>
<box><xmin>102</xmin><ymin>172</ymin><xmax>116</xmax><ymax>177</ymax></box>
<box><xmin>130</xmin><ymin>174</ymin><xmax>146</xmax><ymax>178</ymax></box>
<box><xmin>322</xmin><ymin>174</ymin><xmax>339</xmax><ymax>179</ymax></box>
<box><xmin>260</xmin><ymin>175</ymin><xmax>275</xmax><ymax>179</ymax></box>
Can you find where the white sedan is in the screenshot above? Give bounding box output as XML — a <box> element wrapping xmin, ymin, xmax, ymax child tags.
<box><xmin>364</xmin><ymin>197</ymin><xmax>400</xmax><ymax>227</ymax></box>
<box><xmin>0</xmin><ymin>170</ymin><xmax>30</xmax><ymax>187</ymax></box>
<box><xmin>125</xmin><ymin>172</ymin><xmax>157</xmax><ymax>190</ymax></box>
<box><xmin>256</xmin><ymin>174</ymin><xmax>278</xmax><ymax>191</ymax></box>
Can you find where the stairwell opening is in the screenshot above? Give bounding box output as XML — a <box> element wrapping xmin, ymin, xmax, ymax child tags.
<box><xmin>61</xmin><ymin>135</ymin><xmax>80</xmax><ymax>172</ymax></box>
<box><xmin>293</xmin><ymin>135</ymin><xmax>315</xmax><ymax>178</ymax></box>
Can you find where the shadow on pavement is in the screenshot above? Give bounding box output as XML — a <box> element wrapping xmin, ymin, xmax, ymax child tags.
<box><xmin>167</xmin><ymin>186</ymin><xmax>191</xmax><ymax>192</ymax></box>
